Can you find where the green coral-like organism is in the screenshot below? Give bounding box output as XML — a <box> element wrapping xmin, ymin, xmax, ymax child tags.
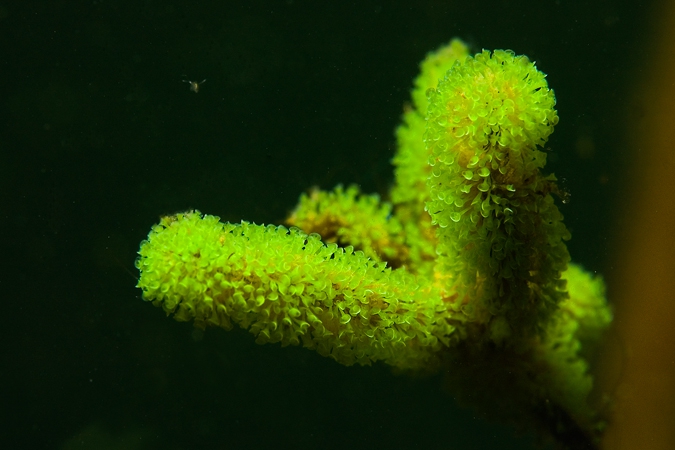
<box><xmin>135</xmin><ymin>39</ymin><xmax>611</xmax><ymax>449</ymax></box>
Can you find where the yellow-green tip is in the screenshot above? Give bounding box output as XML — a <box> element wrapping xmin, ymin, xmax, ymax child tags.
<box><xmin>427</xmin><ymin>49</ymin><xmax>558</xmax><ymax>161</ymax></box>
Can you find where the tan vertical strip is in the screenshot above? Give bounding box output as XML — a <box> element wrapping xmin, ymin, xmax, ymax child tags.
<box><xmin>601</xmin><ymin>2</ymin><xmax>675</xmax><ymax>449</ymax></box>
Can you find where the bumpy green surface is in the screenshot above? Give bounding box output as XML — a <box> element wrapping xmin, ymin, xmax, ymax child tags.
<box><xmin>135</xmin><ymin>41</ymin><xmax>612</xmax><ymax>445</ymax></box>
<box><xmin>424</xmin><ymin>49</ymin><xmax>570</xmax><ymax>340</ymax></box>
<box><xmin>136</xmin><ymin>211</ymin><xmax>458</xmax><ymax>369</ymax></box>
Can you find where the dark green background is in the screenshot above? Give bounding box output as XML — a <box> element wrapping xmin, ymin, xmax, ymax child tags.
<box><xmin>0</xmin><ymin>1</ymin><xmax>654</xmax><ymax>449</ymax></box>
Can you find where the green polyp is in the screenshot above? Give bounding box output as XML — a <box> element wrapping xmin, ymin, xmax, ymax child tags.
<box><xmin>478</xmin><ymin>167</ymin><xmax>490</xmax><ymax>177</ymax></box>
<box><xmin>255</xmin><ymin>295</ymin><xmax>265</xmax><ymax>306</ymax></box>
<box><xmin>478</xmin><ymin>180</ymin><xmax>491</xmax><ymax>192</ymax></box>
